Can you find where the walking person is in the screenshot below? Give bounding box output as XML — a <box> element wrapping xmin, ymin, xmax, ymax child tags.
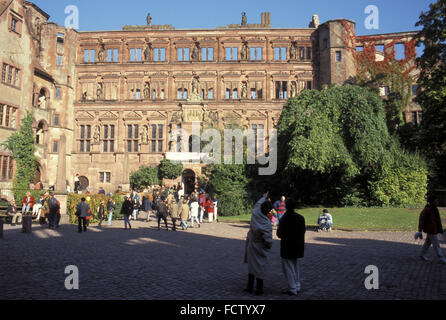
<box><xmin>97</xmin><ymin>200</ymin><xmax>105</xmax><ymax>227</ymax></box>
<box><xmin>142</xmin><ymin>195</ymin><xmax>153</xmax><ymax>222</ymax></box>
<box><xmin>169</xmin><ymin>199</ymin><xmax>180</xmax><ymax>231</ymax></box>
<box><xmin>244</xmin><ymin>192</ymin><xmax>273</xmax><ymax>296</ymax></box>
<box><xmin>213</xmin><ymin>195</ymin><xmax>219</xmax><ymax>223</ymax></box>
<box><xmin>190</xmin><ymin>196</ymin><xmax>200</xmax><ymax>228</ymax></box>
<box><xmin>206</xmin><ymin>196</ymin><xmax>215</xmax><ymax>223</ymax></box>
<box><xmin>199</xmin><ymin>192</ymin><xmax>206</xmax><ymax>223</ymax></box>
<box><xmin>277</xmin><ymin>198</ymin><xmax>306</xmax><ymax>296</ymax></box>
<box><xmin>121</xmin><ymin>196</ymin><xmax>133</xmax><ymax>230</ymax></box>
<box><xmin>178</xmin><ymin>199</ymin><xmax>190</xmax><ymax>230</ymax></box>
<box><xmin>106</xmin><ymin>198</ymin><xmax>116</xmax><ymax>226</ymax></box>
<box><xmin>418</xmin><ymin>196</ymin><xmax>446</xmax><ymax>264</ymax></box>
<box><xmin>274</xmin><ymin>196</ymin><xmax>287</xmax><ymax>222</ymax></box>
<box><xmin>76</xmin><ymin>198</ymin><xmax>90</xmax><ymax>233</ymax></box>
<box><xmin>47</xmin><ymin>193</ymin><xmax>60</xmax><ymax>229</ymax></box>
<box><xmin>157</xmin><ymin>198</ymin><xmax>169</xmax><ymax>231</ymax></box>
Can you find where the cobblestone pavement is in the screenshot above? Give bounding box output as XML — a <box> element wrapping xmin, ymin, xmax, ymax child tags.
<box><xmin>1</xmin><ymin>219</ymin><xmax>445</xmax><ymax>300</ymax></box>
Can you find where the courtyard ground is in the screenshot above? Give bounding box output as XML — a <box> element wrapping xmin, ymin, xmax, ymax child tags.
<box><xmin>1</xmin><ymin>219</ymin><xmax>445</xmax><ymax>300</ymax></box>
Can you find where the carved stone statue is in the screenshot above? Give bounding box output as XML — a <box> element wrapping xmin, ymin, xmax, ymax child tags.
<box><xmin>241</xmin><ymin>43</ymin><xmax>248</xmax><ymax>60</ymax></box>
<box><xmin>241</xmin><ymin>82</ymin><xmax>247</xmax><ymax>98</ymax></box>
<box><xmin>241</xmin><ymin>12</ymin><xmax>247</xmax><ymax>26</ymax></box>
<box><xmin>146</xmin><ymin>13</ymin><xmax>152</xmax><ymax>27</ymax></box>
<box><xmin>144</xmin><ymin>43</ymin><xmax>152</xmax><ymax>61</ymax></box>
<box><xmin>98</xmin><ymin>44</ymin><xmax>105</xmax><ymax>62</ymax></box>
<box><xmin>144</xmin><ymin>82</ymin><xmax>151</xmax><ymax>99</ymax></box>
<box><xmin>191</xmin><ymin>77</ymin><xmax>199</xmax><ymax>95</ymax></box>
<box><xmin>171</xmin><ymin>111</ymin><xmax>182</xmax><ymax>123</ymax></box>
<box><xmin>93</xmin><ymin>126</ymin><xmax>100</xmax><ymax>144</ymax></box>
<box><xmin>191</xmin><ymin>43</ymin><xmax>199</xmax><ymax>60</ymax></box>
<box><xmin>291</xmin><ymin>82</ymin><xmax>297</xmax><ymax>97</ymax></box>
<box><xmin>96</xmin><ymin>83</ymin><xmax>103</xmax><ymax>100</ymax></box>
<box><xmin>82</xmin><ymin>91</ymin><xmax>88</xmax><ymax>100</ymax></box>
<box><xmin>38</xmin><ymin>95</ymin><xmax>47</xmax><ymax>109</ymax></box>
<box><xmin>290</xmin><ymin>42</ymin><xmax>297</xmax><ymax>60</ymax></box>
<box><xmin>141</xmin><ymin>126</ymin><xmax>149</xmax><ymax>144</ymax></box>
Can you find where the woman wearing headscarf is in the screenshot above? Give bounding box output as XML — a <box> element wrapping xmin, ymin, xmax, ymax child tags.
<box><xmin>244</xmin><ymin>192</ymin><xmax>273</xmax><ymax>295</ymax></box>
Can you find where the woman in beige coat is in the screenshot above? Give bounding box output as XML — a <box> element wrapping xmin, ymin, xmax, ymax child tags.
<box><xmin>178</xmin><ymin>199</ymin><xmax>190</xmax><ymax>230</ymax></box>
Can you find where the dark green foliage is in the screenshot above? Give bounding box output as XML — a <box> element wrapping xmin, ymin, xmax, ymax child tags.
<box><xmin>204</xmin><ymin>164</ymin><xmax>251</xmax><ymax>216</ymax></box>
<box><xmin>276</xmin><ymin>85</ymin><xmax>427</xmax><ymax>207</ymax></box>
<box><xmin>158</xmin><ymin>159</ymin><xmax>183</xmax><ymax>180</ymax></box>
<box><xmin>415</xmin><ymin>0</ymin><xmax>446</xmax><ymax>189</ymax></box>
<box><xmin>2</xmin><ymin>112</ymin><xmax>37</xmax><ymax>202</ymax></box>
<box><xmin>129</xmin><ymin>166</ymin><xmax>160</xmax><ymax>190</ymax></box>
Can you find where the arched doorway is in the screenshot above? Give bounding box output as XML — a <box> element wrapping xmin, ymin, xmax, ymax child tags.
<box><xmin>182</xmin><ymin>170</ymin><xmax>196</xmax><ymax>196</ymax></box>
<box><xmin>78</xmin><ymin>176</ymin><xmax>89</xmax><ymax>192</ymax></box>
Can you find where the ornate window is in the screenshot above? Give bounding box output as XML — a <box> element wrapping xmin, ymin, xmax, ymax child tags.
<box><xmin>151</xmin><ymin>124</ymin><xmax>164</xmax><ymax>153</ymax></box>
<box><xmin>79</xmin><ymin>125</ymin><xmax>91</xmax><ymax>153</ymax></box>
<box><xmin>127</xmin><ymin>124</ymin><xmax>139</xmax><ymax>153</ymax></box>
<box><xmin>103</xmin><ymin>125</ymin><xmax>115</xmax><ymax>153</ymax></box>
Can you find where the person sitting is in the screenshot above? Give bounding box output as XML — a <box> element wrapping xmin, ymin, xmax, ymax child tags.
<box><xmin>318</xmin><ymin>209</ymin><xmax>333</xmax><ymax>232</ymax></box>
<box><xmin>22</xmin><ymin>192</ymin><xmax>34</xmax><ymax>215</ymax></box>
<box><xmin>7</xmin><ymin>200</ymin><xmax>21</xmax><ymax>226</ymax></box>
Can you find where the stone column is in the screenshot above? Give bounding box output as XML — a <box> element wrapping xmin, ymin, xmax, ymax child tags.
<box><xmin>55</xmin><ymin>134</ymin><xmax>69</xmax><ymax>224</ymax></box>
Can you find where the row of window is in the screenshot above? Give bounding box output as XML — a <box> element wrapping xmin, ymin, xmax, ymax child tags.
<box><xmin>78</xmin><ymin>124</ymin><xmax>165</xmax><ymax>153</ymax></box>
<box><xmin>0</xmin><ymin>155</ymin><xmax>14</xmax><ymax>181</ymax></box>
<box><xmin>2</xmin><ymin>63</ymin><xmax>20</xmax><ymax>88</ymax></box>
<box><xmin>83</xmin><ymin>46</ymin><xmax>313</xmax><ymax>63</ymax></box>
<box><xmin>92</xmin><ymin>81</ymin><xmax>312</xmax><ymax>102</ymax></box>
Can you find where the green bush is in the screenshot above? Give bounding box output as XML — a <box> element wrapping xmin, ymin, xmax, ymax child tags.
<box><xmin>130</xmin><ymin>166</ymin><xmax>160</xmax><ymax>190</ymax></box>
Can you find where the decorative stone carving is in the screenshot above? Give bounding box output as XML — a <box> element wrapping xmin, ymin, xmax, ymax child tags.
<box><xmin>241</xmin><ymin>42</ymin><xmax>248</xmax><ymax>60</ymax></box>
<box><xmin>38</xmin><ymin>95</ymin><xmax>47</xmax><ymax>109</ymax></box>
<box><xmin>290</xmin><ymin>41</ymin><xmax>297</xmax><ymax>60</ymax></box>
<box><xmin>241</xmin><ymin>82</ymin><xmax>248</xmax><ymax>98</ymax></box>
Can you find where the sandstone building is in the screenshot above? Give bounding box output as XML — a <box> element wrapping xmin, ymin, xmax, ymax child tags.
<box><xmin>0</xmin><ymin>0</ymin><xmax>422</xmax><ymax>196</ymax></box>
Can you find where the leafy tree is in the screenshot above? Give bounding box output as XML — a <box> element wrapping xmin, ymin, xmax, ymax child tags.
<box><xmin>204</xmin><ymin>163</ymin><xmax>251</xmax><ymax>216</ymax></box>
<box><xmin>415</xmin><ymin>0</ymin><xmax>446</xmax><ymax>189</ymax></box>
<box><xmin>276</xmin><ymin>85</ymin><xmax>427</xmax><ymax>207</ymax></box>
<box><xmin>2</xmin><ymin>112</ymin><xmax>37</xmax><ymax>202</ymax></box>
<box><xmin>158</xmin><ymin>159</ymin><xmax>183</xmax><ymax>180</ymax></box>
<box><xmin>129</xmin><ymin>166</ymin><xmax>160</xmax><ymax>190</ymax></box>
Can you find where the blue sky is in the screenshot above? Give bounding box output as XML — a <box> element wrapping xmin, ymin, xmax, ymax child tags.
<box><xmin>33</xmin><ymin>0</ymin><xmax>434</xmax><ymax>35</ymax></box>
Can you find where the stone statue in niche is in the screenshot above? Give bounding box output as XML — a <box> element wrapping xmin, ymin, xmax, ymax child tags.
<box><xmin>171</xmin><ymin>111</ymin><xmax>182</xmax><ymax>123</ymax></box>
<box><xmin>144</xmin><ymin>43</ymin><xmax>152</xmax><ymax>61</ymax></box>
<box><xmin>146</xmin><ymin>13</ymin><xmax>152</xmax><ymax>27</ymax></box>
<box><xmin>191</xmin><ymin>77</ymin><xmax>199</xmax><ymax>95</ymax></box>
<box><xmin>141</xmin><ymin>126</ymin><xmax>149</xmax><ymax>144</ymax></box>
<box><xmin>291</xmin><ymin>82</ymin><xmax>297</xmax><ymax>97</ymax></box>
<box><xmin>144</xmin><ymin>82</ymin><xmax>151</xmax><ymax>99</ymax></box>
<box><xmin>290</xmin><ymin>42</ymin><xmax>297</xmax><ymax>60</ymax></box>
<box><xmin>241</xmin><ymin>82</ymin><xmax>248</xmax><ymax>98</ymax></box>
<box><xmin>82</xmin><ymin>91</ymin><xmax>88</xmax><ymax>100</ymax></box>
<box><xmin>191</xmin><ymin>43</ymin><xmax>199</xmax><ymax>60</ymax></box>
<box><xmin>96</xmin><ymin>83</ymin><xmax>103</xmax><ymax>100</ymax></box>
<box><xmin>93</xmin><ymin>126</ymin><xmax>100</xmax><ymax>144</ymax></box>
<box><xmin>98</xmin><ymin>44</ymin><xmax>105</xmax><ymax>62</ymax></box>
<box><xmin>38</xmin><ymin>95</ymin><xmax>47</xmax><ymax>109</ymax></box>
<box><xmin>241</xmin><ymin>12</ymin><xmax>247</xmax><ymax>26</ymax></box>
<box><xmin>241</xmin><ymin>43</ymin><xmax>248</xmax><ymax>60</ymax></box>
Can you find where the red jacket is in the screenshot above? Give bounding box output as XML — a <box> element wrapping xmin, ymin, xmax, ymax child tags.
<box><xmin>206</xmin><ymin>200</ymin><xmax>215</xmax><ymax>213</ymax></box>
<box><xmin>419</xmin><ymin>204</ymin><xmax>444</xmax><ymax>235</ymax></box>
<box><xmin>22</xmin><ymin>196</ymin><xmax>34</xmax><ymax>208</ymax></box>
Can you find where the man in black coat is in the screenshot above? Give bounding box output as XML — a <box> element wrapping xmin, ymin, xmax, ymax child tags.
<box><xmin>277</xmin><ymin>198</ymin><xmax>306</xmax><ymax>296</ymax></box>
<box><xmin>157</xmin><ymin>198</ymin><xmax>169</xmax><ymax>231</ymax></box>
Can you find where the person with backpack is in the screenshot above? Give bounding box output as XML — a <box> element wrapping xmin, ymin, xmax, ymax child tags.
<box><xmin>120</xmin><ymin>196</ymin><xmax>133</xmax><ymax>230</ymax></box>
<box><xmin>48</xmin><ymin>193</ymin><xmax>60</xmax><ymax>229</ymax></box>
<box><xmin>75</xmin><ymin>197</ymin><xmax>90</xmax><ymax>233</ymax></box>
